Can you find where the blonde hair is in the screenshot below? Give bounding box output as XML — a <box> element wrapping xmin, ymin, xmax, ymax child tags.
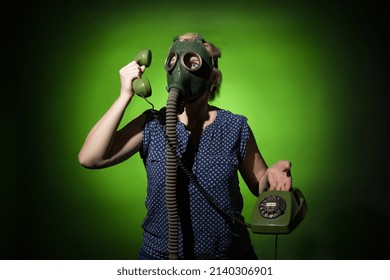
<box><xmin>178</xmin><ymin>33</ymin><xmax>222</xmax><ymax>101</ymax></box>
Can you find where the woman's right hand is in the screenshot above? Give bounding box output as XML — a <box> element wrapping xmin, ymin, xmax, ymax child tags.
<box><xmin>119</xmin><ymin>61</ymin><xmax>146</xmax><ymax>97</ymax></box>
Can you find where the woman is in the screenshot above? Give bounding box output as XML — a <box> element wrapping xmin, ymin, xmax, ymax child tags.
<box><xmin>78</xmin><ymin>32</ymin><xmax>292</xmax><ymax>259</ymax></box>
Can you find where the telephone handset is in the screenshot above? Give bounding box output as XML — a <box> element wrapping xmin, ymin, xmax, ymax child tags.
<box><xmin>132</xmin><ymin>48</ymin><xmax>152</xmax><ymax>98</ymax></box>
<box><xmin>250</xmin><ymin>188</ymin><xmax>308</xmax><ymax>234</ymax></box>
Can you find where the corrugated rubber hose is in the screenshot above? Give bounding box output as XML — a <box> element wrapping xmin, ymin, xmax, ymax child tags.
<box><xmin>165</xmin><ymin>89</ymin><xmax>180</xmax><ymax>260</ymax></box>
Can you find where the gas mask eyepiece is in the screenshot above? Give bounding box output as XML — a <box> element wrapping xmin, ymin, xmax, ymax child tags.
<box><xmin>164</xmin><ymin>52</ymin><xmax>177</xmax><ymax>71</ymax></box>
<box><xmin>180</xmin><ymin>52</ymin><xmax>202</xmax><ymax>71</ymax></box>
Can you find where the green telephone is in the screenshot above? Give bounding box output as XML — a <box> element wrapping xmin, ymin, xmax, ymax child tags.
<box><xmin>250</xmin><ymin>188</ymin><xmax>308</xmax><ymax>234</ymax></box>
<box><xmin>132</xmin><ymin>48</ymin><xmax>152</xmax><ymax>98</ymax></box>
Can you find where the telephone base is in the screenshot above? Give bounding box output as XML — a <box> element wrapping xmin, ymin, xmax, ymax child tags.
<box><xmin>250</xmin><ymin>188</ymin><xmax>307</xmax><ymax>234</ymax></box>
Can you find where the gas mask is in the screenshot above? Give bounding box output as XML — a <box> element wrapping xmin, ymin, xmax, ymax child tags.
<box><xmin>164</xmin><ymin>36</ymin><xmax>216</xmax><ymax>101</ymax></box>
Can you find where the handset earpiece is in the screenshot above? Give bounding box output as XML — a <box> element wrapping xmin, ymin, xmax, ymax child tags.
<box><xmin>133</xmin><ymin>48</ymin><xmax>152</xmax><ymax>98</ymax></box>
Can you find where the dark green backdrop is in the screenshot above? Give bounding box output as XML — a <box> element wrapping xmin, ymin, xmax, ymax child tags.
<box><xmin>3</xmin><ymin>0</ymin><xmax>388</xmax><ymax>259</ymax></box>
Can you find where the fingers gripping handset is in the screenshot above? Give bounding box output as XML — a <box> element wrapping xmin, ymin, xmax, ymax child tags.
<box><xmin>132</xmin><ymin>48</ymin><xmax>152</xmax><ymax>98</ymax></box>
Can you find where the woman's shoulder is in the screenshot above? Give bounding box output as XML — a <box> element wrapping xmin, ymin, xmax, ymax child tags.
<box><xmin>214</xmin><ymin>107</ymin><xmax>248</xmax><ymax>123</ymax></box>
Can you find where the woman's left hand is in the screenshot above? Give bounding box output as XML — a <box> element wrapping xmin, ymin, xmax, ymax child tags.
<box><xmin>259</xmin><ymin>160</ymin><xmax>292</xmax><ymax>193</ymax></box>
<box><xmin>267</xmin><ymin>160</ymin><xmax>292</xmax><ymax>191</ymax></box>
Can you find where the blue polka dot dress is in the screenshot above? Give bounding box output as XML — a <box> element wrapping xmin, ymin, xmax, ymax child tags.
<box><xmin>139</xmin><ymin>107</ymin><xmax>257</xmax><ymax>259</ymax></box>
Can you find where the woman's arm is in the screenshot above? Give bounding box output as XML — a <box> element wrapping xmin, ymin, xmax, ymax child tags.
<box><xmin>239</xmin><ymin>127</ymin><xmax>292</xmax><ymax>196</ymax></box>
<box><xmin>239</xmin><ymin>128</ymin><xmax>268</xmax><ymax>196</ymax></box>
<box><xmin>78</xmin><ymin>61</ymin><xmax>146</xmax><ymax>169</ymax></box>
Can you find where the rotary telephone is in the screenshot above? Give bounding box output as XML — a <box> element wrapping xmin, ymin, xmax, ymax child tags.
<box><xmin>131</xmin><ymin>48</ymin><xmax>308</xmax><ymax>235</ymax></box>
<box><xmin>250</xmin><ymin>188</ymin><xmax>308</xmax><ymax>234</ymax></box>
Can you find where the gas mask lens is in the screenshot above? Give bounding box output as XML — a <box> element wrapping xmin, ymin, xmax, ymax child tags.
<box><xmin>165</xmin><ymin>52</ymin><xmax>177</xmax><ymax>71</ymax></box>
<box><xmin>181</xmin><ymin>52</ymin><xmax>202</xmax><ymax>71</ymax></box>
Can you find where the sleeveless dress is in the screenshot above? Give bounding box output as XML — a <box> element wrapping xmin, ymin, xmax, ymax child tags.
<box><xmin>139</xmin><ymin>107</ymin><xmax>257</xmax><ymax>259</ymax></box>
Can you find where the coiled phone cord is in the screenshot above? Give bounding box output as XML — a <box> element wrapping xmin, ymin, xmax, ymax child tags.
<box><xmin>170</xmin><ymin>141</ymin><xmax>252</xmax><ymax>229</ymax></box>
<box><xmin>163</xmin><ymin>121</ymin><xmax>251</xmax><ymax>229</ymax></box>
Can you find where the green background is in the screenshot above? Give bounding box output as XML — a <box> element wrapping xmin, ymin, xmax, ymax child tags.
<box><xmin>3</xmin><ymin>0</ymin><xmax>388</xmax><ymax>259</ymax></box>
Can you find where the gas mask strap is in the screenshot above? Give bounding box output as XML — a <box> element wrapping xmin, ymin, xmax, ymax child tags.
<box><xmin>212</xmin><ymin>57</ymin><xmax>218</xmax><ymax>68</ymax></box>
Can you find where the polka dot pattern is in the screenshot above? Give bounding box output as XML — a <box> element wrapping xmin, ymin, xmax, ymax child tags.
<box><xmin>139</xmin><ymin>108</ymin><xmax>257</xmax><ymax>259</ymax></box>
